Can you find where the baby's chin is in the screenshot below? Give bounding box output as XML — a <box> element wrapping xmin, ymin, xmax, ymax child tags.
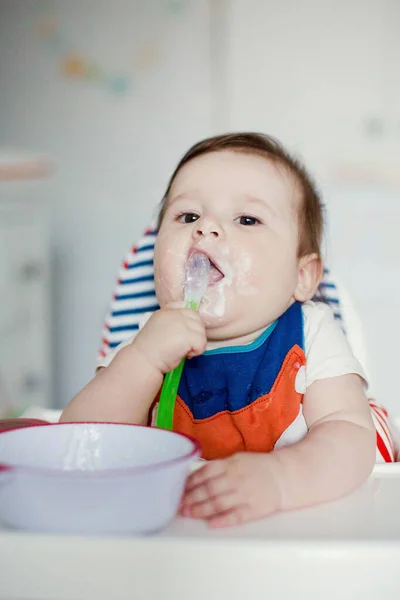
<box><xmin>199</xmin><ymin>311</ymin><xmax>228</xmax><ymax>330</ymax></box>
<box><xmin>199</xmin><ymin>303</ymin><xmax>235</xmax><ymax>332</ymax></box>
<box><xmin>201</xmin><ymin>315</ymin><xmax>253</xmax><ymax>348</ymax></box>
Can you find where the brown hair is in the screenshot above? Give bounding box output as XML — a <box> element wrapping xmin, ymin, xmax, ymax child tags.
<box><xmin>157</xmin><ymin>132</ymin><xmax>324</xmax><ymax>258</ymax></box>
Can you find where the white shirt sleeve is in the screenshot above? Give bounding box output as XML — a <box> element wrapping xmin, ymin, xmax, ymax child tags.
<box><xmin>302</xmin><ymin>301</ymin><xmax>368</xmax><ymax>390</ymax></box>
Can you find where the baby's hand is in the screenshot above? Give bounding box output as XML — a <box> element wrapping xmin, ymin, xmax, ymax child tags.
<box><xmin>133</xmin><ymin>303</ymin><xmax>207</xmax><ymax>375</ymax></box>
<box><xmin>180</xmin><ymin>453</ymin><xmax>282</xmax><ymax>528</ymax></box>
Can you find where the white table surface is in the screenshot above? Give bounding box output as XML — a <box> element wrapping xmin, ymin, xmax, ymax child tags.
<box><xmin>1</xmin><ymin>465</ymin><xmax>400</xmax><ymax>600</ymax></box>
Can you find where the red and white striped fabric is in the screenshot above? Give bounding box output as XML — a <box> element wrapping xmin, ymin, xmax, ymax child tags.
<box><xmin>369</xmin><ymin>400</ymin><xmax>397</xmax><ymax>463</ymax></box>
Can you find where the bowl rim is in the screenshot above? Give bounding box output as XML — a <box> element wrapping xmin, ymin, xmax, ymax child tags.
<box><xmin>0</xmin><ymin>422</ymin><xmax>201</xmax><ymax>478</ymax></box>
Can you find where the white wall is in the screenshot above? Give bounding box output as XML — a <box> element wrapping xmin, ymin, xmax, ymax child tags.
<box><xmin>225</xmin><ymin>0</ymin><xmax>400</xmax><ymax>179</ymax></box>
<box><xmin>225</xmin><ymin>0</ymin><xmax>400</xmax><ymax>410</ymax></box>
<box><xmin>0</xmin><ymin>0</ymin><xmax>215</xmax><ymax>407</ymax></box>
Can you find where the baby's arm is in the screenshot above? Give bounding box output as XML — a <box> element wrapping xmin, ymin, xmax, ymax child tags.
<box><xmin>273</xmin><ymin>372</ymin><xmax>375</xmax><ymax>509</ymax></box>
<box><xmin>60</xmin><ymin>304</ymin><xmax>207</xmax><ymax>424</ymax></box>
<box><xmin>181</xmin><ymin>373</ymin><xmax>375</xmax><ymax>527</ymax></box>
<box><xmin>60</xmin><ymin>344</ymin><xmax>162</xmax><ymax>424</ymax></box>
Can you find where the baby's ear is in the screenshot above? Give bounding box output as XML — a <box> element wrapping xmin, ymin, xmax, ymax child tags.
<box><xmin>294</xmin><ymin>254</ymin><xmax>323</xmax><ymax>302</ymax></box>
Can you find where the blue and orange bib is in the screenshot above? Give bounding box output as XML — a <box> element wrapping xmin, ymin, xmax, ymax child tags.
<box><xmin>168</xmin><ymin>301</ymin><xmax>307</xmax><ymax>460</ymax></box>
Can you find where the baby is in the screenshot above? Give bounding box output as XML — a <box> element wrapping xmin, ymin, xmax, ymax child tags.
<box><xmin>61</xmin><ymin>132</ymin><xmax>385</xmax><ymax>528</ymax></box>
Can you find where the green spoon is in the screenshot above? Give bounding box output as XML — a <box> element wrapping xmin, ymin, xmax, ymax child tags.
<box><xmin>156</xmin><ymin>252</ymin><xmax>210</xmax><ymax>430</ymax></box>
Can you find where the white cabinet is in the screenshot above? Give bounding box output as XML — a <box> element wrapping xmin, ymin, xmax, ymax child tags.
<box><xmin>0</xmin><ymin>186</ymin><xmax>51</xmax><ymax>416</ymax></box>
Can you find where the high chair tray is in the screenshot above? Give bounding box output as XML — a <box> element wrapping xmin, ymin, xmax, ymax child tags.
<box><xmin>0</xmin><ymin>464</ymin><xmax>399</xmax><ymax>600</ymax></box>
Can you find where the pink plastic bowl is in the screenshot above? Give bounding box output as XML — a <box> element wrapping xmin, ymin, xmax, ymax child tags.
<box><xmin>0</xmin><ymin>422</ymin><xmax>200</xmax><ymax>534</ymax></box>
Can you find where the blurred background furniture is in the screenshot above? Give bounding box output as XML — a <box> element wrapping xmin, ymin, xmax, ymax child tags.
<box><xmin>0</xmin><ymin>150</ymin><xmax>51</xmax><ymax>417</ymax></box>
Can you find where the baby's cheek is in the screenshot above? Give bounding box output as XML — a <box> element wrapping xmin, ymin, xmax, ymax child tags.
<box><xmin>228</xmin><ymin>249</ymin><xmax>260</xmax><ymax>297</ymax></box>
<box><xmin>233</xmin><ymin>262</ymin><xmax>260</xmax><ymax>298</ymax></box>
<box><xmin>155</xmin><ymin>268</ymin><xmax>183</xmax><ymax>305</ymax></box>
<box><xmin>154</xmin><ymin>239</ymin><xmax>187</xmax><ymax>304</ymax></box>
<box><xmin>235</xmin><ymin>274</ymin><xmax>260</xmax><ymax>298</ymax></box>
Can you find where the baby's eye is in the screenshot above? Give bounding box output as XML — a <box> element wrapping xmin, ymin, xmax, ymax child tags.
<box><xmin>236</xmin><ymin>215</ymin><xmax>261</xmax><ymax>226</ymax></box>
<box><xmin>177</xmin><ymin>212</ymin><xmax>199</xmax><ymax>224</ymax></box>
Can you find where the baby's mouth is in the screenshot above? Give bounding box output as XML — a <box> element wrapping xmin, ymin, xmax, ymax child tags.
<box><xmin>208</xmin><ymin>258</ymin><xmax>224</xmax><ymax>285</ymax></box>
<box><xmin>187</xmin><ymin>248</ymin><xmax>224</xmax><ymax>286</ymax></box>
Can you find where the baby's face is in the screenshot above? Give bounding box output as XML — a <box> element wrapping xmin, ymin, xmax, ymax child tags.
<box><xmin>154</xmin><ymin>150</ymin><xmax>302</xmax><ymax>343</ymax></box>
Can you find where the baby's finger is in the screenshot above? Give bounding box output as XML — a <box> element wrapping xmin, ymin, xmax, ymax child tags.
<box><xmin>185</xmin><ymin>460</ymin><xmax>227</xmax><ymax>491</ymax></box>
<box><xmin>182</xmin><ymin>308</ymin><xmax>203</xmax><ymax>321</ymax></box>
<box><xmin>182</xmin><ymin>490</ymin><xmax>238</xmax><ymax>520</ymax></box>
<box><xmin>182</xmin><ymin>314</ymin><xmax>206</xmax><ymax>335</ymax></box>
<box><xmin>182</xmin><ymin>474</ymin><xmax>234</xmax><ymax>508</ymax></box>
<box><xmin>186</xmin><ymin>333</ymin><xmax>207</xmax><ymax>358</ymax></box>
<box><xmin>165</xmin><ymin>301</ymin><xmax>186</xmax><ymax>310</ymax></box>
<box><xmin>187</xmin><ymin>346</ymin><xmax>207</xmax><ymax>359</ymax></box>
<box><xmin>208</xmin><ymin>505</ymin><xmax>253</xmax><ymax>529</ymax></box>
<box><xmin>186</xmin><ymin>320</ymin><xmax>207</xmax><ymax>336</ymax></box>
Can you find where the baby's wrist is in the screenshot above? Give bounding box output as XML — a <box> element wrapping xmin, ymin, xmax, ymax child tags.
<box><xmin>270</xmin><ymin>447</ymin><xmax>308</xmax><ymax>512</ymax></box>
<box><xmin>113</xmin><ymin>342</ymin><xmax>163</xmax><ymax>385</ymax></box>
<box><xmin>129</xmin><ymin>340</ymin><xmax>165</xmax><ymax>378</ymax></box>
<box><xmin>264</xmin><ymin>452</ymin><xmax>288</xmax><ymax>513</ymax></box>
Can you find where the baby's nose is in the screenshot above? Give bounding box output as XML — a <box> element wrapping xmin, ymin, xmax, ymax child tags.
<box><xmin>195</xmin><ymin>220</ymin><xmax>222</xmax><ymax>238</ymax></box>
